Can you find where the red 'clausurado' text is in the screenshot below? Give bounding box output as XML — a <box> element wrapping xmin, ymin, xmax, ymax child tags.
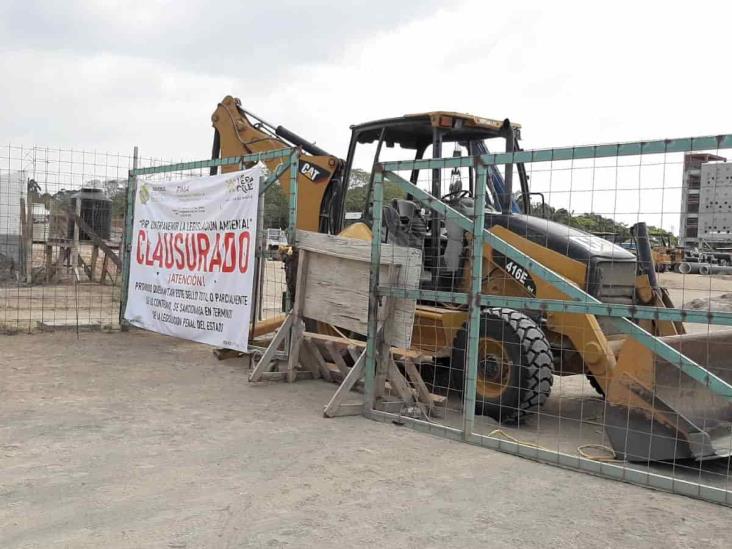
<box><xmin>135</xmin><ymin>230</ymin><xmax>251</xmax><ymax>273</ymax></box>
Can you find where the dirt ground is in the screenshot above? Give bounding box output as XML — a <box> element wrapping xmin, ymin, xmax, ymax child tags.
<box><xmin>0</xmin><ymin>283</ymin><xmax>120</xmax><ymax>333</ymax></box>
<box><xmin>1</xmin><ymin>331</ymin><xmax>729</xmax><ymax>549</ymax></box>
<box><xmin>660</xmin><ymin>271</ymin><xmax>732</xmax><ymax>332</ymax></box>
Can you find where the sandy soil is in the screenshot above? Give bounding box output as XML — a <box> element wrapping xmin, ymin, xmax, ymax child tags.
<box><xmin>0</xmin><ymin>331</ymin><xmax>729</xmax><ymax>548</ymax></box>
<box><xmin>661</xmin><ymin>271</ymin><xmax>732</xmax><ymax>310</ymax></box>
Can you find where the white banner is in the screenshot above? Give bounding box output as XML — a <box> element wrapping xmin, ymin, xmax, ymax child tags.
<box><xmin>124</xmin><ymin>165</ymin><xmax>263</xmax><ymax>352</ymax></box>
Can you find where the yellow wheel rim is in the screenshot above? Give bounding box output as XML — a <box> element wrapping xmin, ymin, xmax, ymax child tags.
<box><xmin>475</xmin><ymin>338</ymin><xmax>512</xmax><ymax>400</ymax></box>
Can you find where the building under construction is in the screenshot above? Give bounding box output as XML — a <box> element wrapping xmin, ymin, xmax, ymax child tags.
<box><xmin>679</xmin><ymin>152</ymin><xmax>729</xmax><ymax>249</ymax></box>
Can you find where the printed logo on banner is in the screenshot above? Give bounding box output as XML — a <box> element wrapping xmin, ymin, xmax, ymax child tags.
<box><xmin>139</xmin><ymin>183</ymin><xmax>151</xmax><ymax>204</ymax></box>
<box><xmin>139</xmin><ymin>182</ymin><xmax>167</xmax><ymax>204</ymax></box>
<box><xmin>226</xmin><ymin>173</ymin><xmax>256</xmax><ymax>198</ymax></box>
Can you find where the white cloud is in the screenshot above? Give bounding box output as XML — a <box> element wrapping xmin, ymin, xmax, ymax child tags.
<box><xmin>1</xmin><ymin>0</ymin><xmax>731</xmax><ymax>231</ymax></box>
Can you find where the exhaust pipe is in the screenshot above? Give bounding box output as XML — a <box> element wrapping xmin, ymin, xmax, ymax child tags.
<box><xmin>631</xmin><ymin>223</ymin><xmax>659</xmax><ymax>288</ymax></box>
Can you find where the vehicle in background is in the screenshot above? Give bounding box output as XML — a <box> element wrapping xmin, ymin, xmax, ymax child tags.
<box><xmin>265</xmin><ymin>228</ymin><xmax>288</xmax><ymax>250</ymax></box>
<box><xmin>649</xmin><ymin>233</ymin><xmax>684</xmax><ymax>272</ymax></box>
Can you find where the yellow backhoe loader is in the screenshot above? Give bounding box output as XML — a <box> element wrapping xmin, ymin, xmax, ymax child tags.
<box><xmin>210</xmin><ymin>95</ymin><xmax>732</xmax><ymax>462</ymax></box>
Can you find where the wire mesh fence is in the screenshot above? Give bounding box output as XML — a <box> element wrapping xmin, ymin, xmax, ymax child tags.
<box><xmin>0</xmin><ymin>145</ymin><xmax>139</xmax><ymax>332</ymax></box>
<box><xmin>0</xmin><ymin>145</ymin><xmax>244</xmax><ymax>333</ymax></box>
<box><xmin>6</xmin><ymin>133</ymin><xmax>732</xmax><ymax>506</ymax></box>
<box><xmin>366</xmin><ymin>135</ymin><xmax>732</xmax><ymax>506</ymax></box>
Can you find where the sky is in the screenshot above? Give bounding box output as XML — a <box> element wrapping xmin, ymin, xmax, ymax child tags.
<box><xmin>2</xmin><ymin>0</ymin><xmax>732</xmax><ymax>231</ymax></box>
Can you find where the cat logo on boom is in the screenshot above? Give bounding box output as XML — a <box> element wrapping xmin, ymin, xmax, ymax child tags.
<box><xmin>300</xmin><ymin>162</ymin><xmax>325</xmax><ymax>182</ymax></box>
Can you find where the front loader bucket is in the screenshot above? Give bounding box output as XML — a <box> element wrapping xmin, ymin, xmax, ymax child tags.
<box><xmin>606</xmin><ymin>331</ymin><xmax>732</xmax><ymax>462</ymax></box>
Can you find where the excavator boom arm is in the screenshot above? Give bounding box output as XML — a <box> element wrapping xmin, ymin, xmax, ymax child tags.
<box><xmin>211</xmin><ymin>95</ymin><xmax>344</xmax><ymax>233</ymax></box>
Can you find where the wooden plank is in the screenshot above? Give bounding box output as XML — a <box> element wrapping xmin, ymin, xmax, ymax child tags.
<box><xmin>303</xmin><ymin>340</ymin><xmax>332</xmax><ymax>382</ymax></box>
<box><xmin>303</xmin><ymin>331</ymin><xmax>431</xmax><ymax>362</ymax></box>
<box><xmin>296</xmin><ymin>231</ymin><xmax>388</xmax><ymax>263</ymax></box>
<box><xmin>77</xmin><ymin>253</ymin><xmax>93</xmax><ymax>280</ymax></box>
<box><xmin>23</xmin><ymin>198</ymin><xmax>34</xmax><ymax>283</ymax></box>
<box><xmin>326</xmin><ymin>402</ymin><xmax>362</xmax><ymax>417</ymax></box>
<box><xmin>404</xmin><ymin>357</ymin><xmax>433</xmax><ymax>409</ymax></box>
<box><xmin>71</xmin><ymin>196</ymin><xmax>81</xmax><ymax>281</ymax></box>
<box><xmin>325</xmin><ymin>363</ymin><xmax>343</xmax><ymax>381</ymax></box>
<box><xmin>249</xmin><ymin>313</ymin><xmax>293</xmax><ymax>382</ymax></box>
<box><xmin>19</xmin><ymin>198</ymin><xmax>27</xmax><ymax>243</ymax></box>
<box><xmin>296</xmin><ymin>230</ymin><xmax>420</xmax><ymax>266</ymax></box>
<box><xmin>19</xmin><ymin>198</ymin><xmax>28</xmax><ymax>280</ymax></box>
<box><xmin>260</xmin><ymin>370</ymin><xmax>314</xmax><ymax>382</ymax></box>
<box><xmin>373</xmin><ymin>400</ymin><xmax>407</xmax><ymax>414</ymax></box>
<box><xmin>286</xmin><ymin>250</ymin><xmax>309</xmax><ymax>383</ymax></box>
<box><xmin>374</xmin><ymin>337</ymin><xmax>388</xmax><ymax>399</ymax></box>
<box><xmin>89</xmin><ymin>245</ymin><xmax>99</xmax><ymax>281</ymax></box>
<box><xmin>44</xmin><ymin>245</ymin><xmax>53</xmax><ymax>283</ymax></box>
<box><xmin>386</xmin><ymin>356</ymin><xmax>414</xmax><ymax>404</ymax></box>
<box><xmin>100</xmin><ymin>253</ymin><xmax>110</xmax><ymax>284</ymax></box>
<box><xmin>302</xmin><ymin>255</ymin><xmax>420</xmax><ymax>346</ymax></box>
<box><xmin>297</xmin><ymin>338</ymin><xmax>321</xmax><ymax>379</ymax></box>
<box><xmin>286</xmin><ymin>319</ymin><xmax>304</xmax><ymax>383</ymax></box>
<box><xmin>304</xmin><ymin>331</ymin><xmax>362</xmax><ymax>346</ymax></box>
<box><xmin>347</xmin><ymin>345</ymin><xmax>361</xmax><ymax>363</ymax></box>
<box><xmin>46</xmin><ymin>245</ymin><xmax>68</xmax><ymax>282</ymax></box>
<box><xmin>323</xmin><ymin>349</ymin><xmax>366</xmax><ymax>418</ymax></box>
<box><xmin>323</xmin><ymin>340</ymin><xmax>349</xmax><ymax>376</ymax></box>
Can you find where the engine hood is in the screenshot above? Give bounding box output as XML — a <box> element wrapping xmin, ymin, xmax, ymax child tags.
<box><xmin>484</xmin><ymin>213</ymin><xmax>636</xmax><ymax>263</ymax></box>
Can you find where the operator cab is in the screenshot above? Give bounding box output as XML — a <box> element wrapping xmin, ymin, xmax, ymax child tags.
<box><xmin>344</xmin><ymin>111</ymin><xmax>528</xmax><ymax>214</ymax></box>
<box><xmin>342</xmin><ymin>111</ymin><xmax>530</xmax><ymax>292</ymax></box>
<box><xmin>342</xmin><ymin>111</ymin><xmax>637</xmax><ymax>303</ymax></box>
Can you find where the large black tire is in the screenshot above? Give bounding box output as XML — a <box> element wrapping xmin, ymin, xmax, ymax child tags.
<box><xmin>450</xmin><ymin>308</ymin><xmax>553</xmax><ymax>423</ymax></box>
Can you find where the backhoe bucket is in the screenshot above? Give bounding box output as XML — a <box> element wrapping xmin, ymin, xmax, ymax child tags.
<box><xmin>606</xmin><ymin>331</ymin><xmax>732</xmax><ymax>462</ymax></box>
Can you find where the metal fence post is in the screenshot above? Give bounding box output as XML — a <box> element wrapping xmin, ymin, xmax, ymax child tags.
<box><xmin>463</xmin><ymin>165</ymin><xmax>486</xmax><ymax>439</ymax></box>
<box><xmin>119</xmin><ymin>145</ymin><xmax>138</xmax><ymax>330</ymax></box>
<box><xmin>288</xmin><ymin>149</ymin><xmax>299</xmax><ymax>245</ymax></box>
<box><xmin>365</xmin><ymin>168</ymin><xmax>385</xmax><ymax>410</ymax></box>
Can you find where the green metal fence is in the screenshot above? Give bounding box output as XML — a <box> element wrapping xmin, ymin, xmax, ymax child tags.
<box><xmin>116</xmin><ymin>135</ymin><xmax>732</xmax><ymax>507</ymax></box>
<box><xmin>365</xmin><ymin>135</ymin><xmax>732</xmax><ymax>506</ymax></box>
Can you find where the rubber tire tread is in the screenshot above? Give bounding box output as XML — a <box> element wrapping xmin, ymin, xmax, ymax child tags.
<box><xmin>451</xmin><ymin>307</ymin><xmax>554</xmax><ymax>422</ymax></box>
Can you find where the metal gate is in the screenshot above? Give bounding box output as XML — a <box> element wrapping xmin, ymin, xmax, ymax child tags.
<box><xmin>365</xmin><ymin>135</ymin><xmax>732</xmax><ymax>506</ymax></box>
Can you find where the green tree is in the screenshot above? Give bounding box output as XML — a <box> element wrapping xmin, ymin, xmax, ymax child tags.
<box><xmin>262</xmin><ymin>183</ymin><xmax>289</xmax><ymax>229</ymax></box>
<box><xmin>345</xmin><ymin>169</ymin><xmax>406</xmax><ymax>216</ymax></box>
<box><xmin>102</xmin><ymin>179</ymin><xmax>128</xmax><ymax>217</ymax></box>
<box><xmin>529</xmin><ymin>201</ymin><xmax>675</xmax><ymax>244</ymax></box>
